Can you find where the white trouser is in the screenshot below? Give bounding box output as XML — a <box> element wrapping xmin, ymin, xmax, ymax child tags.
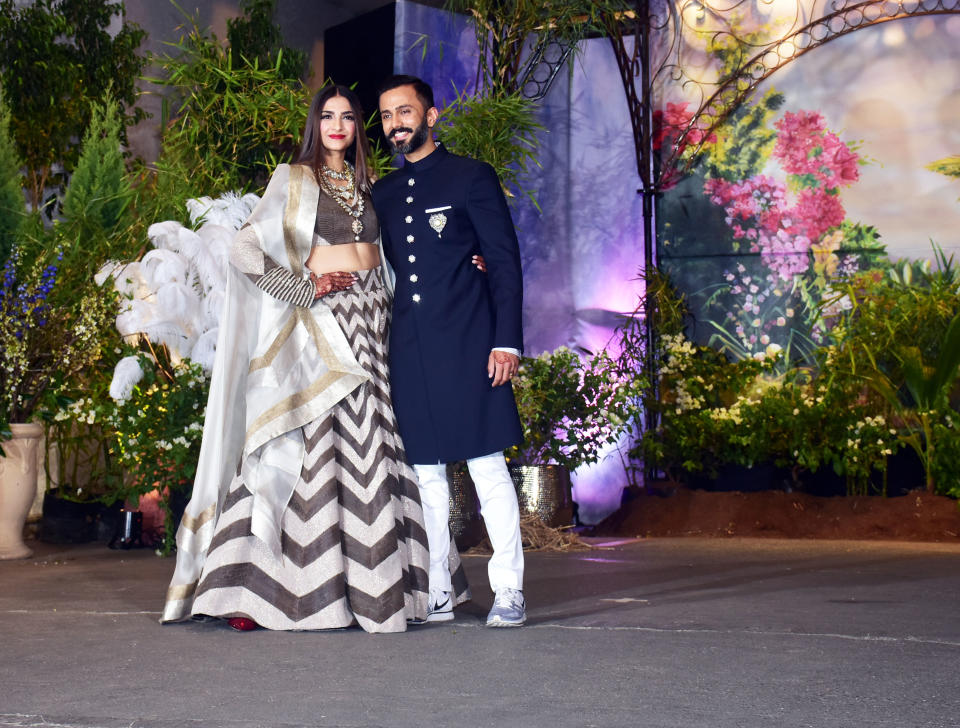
<box><xmin>414</xmin><ymin>451</ymin><xmax>524</xmax><ymax>594</ymax></box>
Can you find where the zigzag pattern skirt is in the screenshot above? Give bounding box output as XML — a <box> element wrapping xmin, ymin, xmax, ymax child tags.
<box><xmin>190</xmin><ymin>269</ymin><xmax>468</xmax><ymax>632</ymax></box>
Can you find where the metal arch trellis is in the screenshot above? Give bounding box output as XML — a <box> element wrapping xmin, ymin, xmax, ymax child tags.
<box><xmin>517</xmin><ymin>37</ymin><xmax>578</xmax><ymax>101</ymax></box>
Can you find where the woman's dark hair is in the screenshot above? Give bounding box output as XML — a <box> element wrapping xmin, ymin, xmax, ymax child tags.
<box><xmin>297</xmin><ymin>85</ymin><xmax>372</xmax><ymax>193</ymax></box>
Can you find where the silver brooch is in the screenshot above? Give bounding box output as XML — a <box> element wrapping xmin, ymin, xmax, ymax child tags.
<box><xmin>428</xmin><ymin>212</ymin><xmax>447</xmax><ymax>237</ymax></box>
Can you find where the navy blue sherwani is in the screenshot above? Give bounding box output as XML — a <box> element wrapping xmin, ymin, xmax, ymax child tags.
<box><xmin>372</xmin><ymin>143</ymin><xmax>523</xmax><ymax>465</ymax></box>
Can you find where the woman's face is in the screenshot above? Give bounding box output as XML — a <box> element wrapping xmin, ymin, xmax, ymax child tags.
<box><xmin>320</xmin><ymin>94</ymin><xmax>357</xmax><ymax>157</ymax></box>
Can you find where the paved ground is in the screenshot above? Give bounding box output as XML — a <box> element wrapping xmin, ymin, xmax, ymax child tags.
<box><xmin>1</xmin><ymin>536</ymin><xmax>958</xmax><ymax>728</ymax></box>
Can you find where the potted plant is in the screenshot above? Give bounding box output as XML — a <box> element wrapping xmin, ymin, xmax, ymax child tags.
<box><xmin>0</xmin><ymin>249</ymin><xmax>110</xmax><ymax>558</ymax></box>
<box><xmin>506</xmin><ymin>346</ymin><xmax>642</xmax><ymax>525</ymax></box>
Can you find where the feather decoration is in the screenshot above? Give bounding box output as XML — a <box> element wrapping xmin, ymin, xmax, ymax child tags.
<box><xmin>141</xmin><ymin>249</ymin><xmax>189</xmax><ymax>286</ymax></box>
<box><xmin>109</xmin><ymin>190</ymin><xmax>260</xmax><ymax>372</ymax></box>
<box><xmin>156</xmin><ymin>281</ymin><xmax>201</xmax><ymax>327</ymax></box>
<box><xmin>189</xmin><ymin>329</ymin><xmax>219</xmax><ymax>373</ymax></box>
<box><xmin>109</xmin><ymin>356</ymin><xmax>145</xmax><ymax>403</ymax></box>
<box><xmin>95</xmin><ymin>260</ymin><xmax>122</xmax><ymax>287</ymax></box>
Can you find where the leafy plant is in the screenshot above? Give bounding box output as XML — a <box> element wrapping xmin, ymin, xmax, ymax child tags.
<box><xmin>56</xmin><ymin>349</ymin><xmax>208</xmax><ymax>554</ymax></box>
<box><xmin>435</xmin><ymin>89</ymin><xmax>543</xmax><ymax>205</ymax></box>
<box><xmin>149</xmin><ymin>7</ymin><xmax>313</xmax><ymax>200</ymax></box>
<box><xmin>827</xmin><ymin>253</ymin><xmax>960</xmax><ymax>494</ymax></box>
<box><xmin>62</xmin><ymin>95</ymin><xmax>132</xmax><ymax>238</ymax></box>
<box><xmin>0</xmin><ymin>0</ymin><xmax>146</xmax><ymax>209</ymax></box>
<box><xmin>226</xmin><ymin>0</ymin><xmax>307</xmax><ymax>81</ymax></box>
<box><xmin>507</xmin><ymin>346</ymin><xmax>642</xmax><ymax>472</ymax></box>
<box><xmin>0</xmin><ymin>94</ymin><xmax>25</xmax><ymax>265</ymax></box>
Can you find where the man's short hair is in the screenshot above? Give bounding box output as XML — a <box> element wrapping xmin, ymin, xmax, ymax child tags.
<box><xmin>377</xmin><ymin>74</ymin><xmax>435</xmax><ymax>111</ymax></box>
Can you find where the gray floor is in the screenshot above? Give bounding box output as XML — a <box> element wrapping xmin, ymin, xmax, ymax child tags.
<box><xmin>1</xmin><ymin>537</ymin><xmax>959</xmax><ymax>728</ymax></box>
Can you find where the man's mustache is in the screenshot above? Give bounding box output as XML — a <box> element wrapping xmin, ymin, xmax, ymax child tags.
<box><xmin>388</xmin><ymin>127</ymin><xmax>414</xmax><ymax>139</ymax></box>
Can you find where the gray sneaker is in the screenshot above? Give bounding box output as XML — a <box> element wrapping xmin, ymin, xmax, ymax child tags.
<box><xmin>427</xmin><ymin>588</ymin><xmax>454</xmax><ymax>622</ymax></box>
<box><xmin>486</xmin><ymin>588</ymin><xmax>526</xmax><ymax>627</ymax></box>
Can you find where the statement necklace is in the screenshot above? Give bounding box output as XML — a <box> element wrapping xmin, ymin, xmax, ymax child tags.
<box><xmin>319</xmin><ymin>163</ymin><xmax>364</xmax><ymax>241</ymax></box>
<box><xmin>322</xmin><ymin>163</ymin><xmax>351</xmax><ymax>182</ymax></box>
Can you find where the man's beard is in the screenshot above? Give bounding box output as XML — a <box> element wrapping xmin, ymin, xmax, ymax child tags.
<box><xmin>387</xmin><ymin>117</ymin><xmax>430</xmax><ymax>155</ymax></box>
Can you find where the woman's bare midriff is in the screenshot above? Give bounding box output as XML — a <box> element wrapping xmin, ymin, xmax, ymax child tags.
<box><xmin>306</xmin><ymin>242</ymin><xmax>380</xmax><ymax>275</ymax></box>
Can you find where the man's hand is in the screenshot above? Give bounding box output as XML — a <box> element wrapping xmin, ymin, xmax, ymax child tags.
<box><xmin>487</xmin><ymin>350</ymin><xmax>519</xmax><ymax>387</ymax></box>
<box><xmin>311</xmin><ymin>270</ymin><xmax>357</xmax><ymax>299</ymax></box>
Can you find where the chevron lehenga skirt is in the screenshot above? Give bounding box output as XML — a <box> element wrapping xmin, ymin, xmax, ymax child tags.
<box><xmin>190</xmin><ymin>269</ymin><xmax>467</xmax><ymax>632</ymax></box>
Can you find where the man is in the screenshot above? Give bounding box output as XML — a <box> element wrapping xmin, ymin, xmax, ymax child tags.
<box><xmin>372</xmin><ymin>74</ymin><xmax>526</xmax><ymax>627</ymax></box>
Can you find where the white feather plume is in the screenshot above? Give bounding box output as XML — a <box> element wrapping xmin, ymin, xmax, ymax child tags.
<box><xmin>95</xmin><ymin>260</ymin><xmax>122</xmax><ymax>287</ymax></box>
<box><xmin>147</xmin><ymin>221</ymin><xmax>184</xmax><ymax>250</ymax></box>
<box><xmin>140</xmin><ymin>249</ymin><xmax>189</xmax><ymax>287</ymax></box>
<box><xmin>156</xmin><ymin>281</ymin><xmax>201</xmax><ymax>327</ymax></box>
<box><xmin>110</xmin><ymin>190</ymin><xmax>259</xmax><ymax>366</ymax></box>
<box><xmin>188</xmin><ymin>190</ymin><xmax>258</xmax><ymax>230</ymax></box>
<box><xmin>189</xmin><ymin>329</ymin><xmax>219</xmax><ymax>373</ymax></box>
<box><xmin>109</xmin><ymin>356</ymin><xmax>145</xmax><ymax>403</ymax></box>
<box><xmin>116</xmin><ymin>299</ymin><xmax>156</xmax><ymax>337</ymax></box>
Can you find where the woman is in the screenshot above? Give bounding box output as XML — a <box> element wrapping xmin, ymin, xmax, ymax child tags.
<box><xmin>161</xmin><ymin>85</ymin><xmax>470</xmax><ymax>633</ymax></box>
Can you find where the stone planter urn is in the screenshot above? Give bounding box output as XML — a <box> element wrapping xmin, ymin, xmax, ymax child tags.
<box><xmin>0</xmin><ymin>422</ymin><xmax>44</xmax><ymax>559</ymax></box>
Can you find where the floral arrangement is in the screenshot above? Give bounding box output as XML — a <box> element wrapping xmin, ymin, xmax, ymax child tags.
<box><xmin>56</xmin><ymin>190</ymin><xmax>258</xmax><ymax>551</ymax></box>
<box><xmin>0</xmin><ymin>250</ymin><xmax>110</xmax><ymax>435</ymax></box>
<box><xmin>54</xmin><ymin>350</ymin><xmax>209</xmax><ymax>553</ymax></box>
<box><xmin>641</xmin><ymin>329</ymin><xmax>901</xmax><ymax>493</ymax></box>
<box><xmin>508</xmin><ymin>346</ymin><xmax>644</xmax><ymax>472</ymax></box>
<box><xmin>700</xmin><ymin>110</ymin><xmax>883</xmax><ymax>362</ymax></box>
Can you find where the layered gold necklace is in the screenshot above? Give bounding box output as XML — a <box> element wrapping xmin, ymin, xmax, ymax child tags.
<box><xmin>319</xmin><ymin>163</ymin><xmax>364</xmax><ymax>241</ymax></box>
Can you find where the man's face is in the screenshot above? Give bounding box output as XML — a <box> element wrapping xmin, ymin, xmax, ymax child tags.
<box><xmin>379</xmin><ymin>85</ymin><xmax>436</xmax><ymax>156</ymax></box>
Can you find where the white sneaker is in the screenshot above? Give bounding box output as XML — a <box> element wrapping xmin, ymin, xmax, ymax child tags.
<box><xmin>427</xmin><ymin>588</ymin><xmax>454</xmax><ymax>622</ymax></box>
<box><xmin>486</xmin><ymin>587</ymin><xmax>526</xmax><ymax>627</ymax></box>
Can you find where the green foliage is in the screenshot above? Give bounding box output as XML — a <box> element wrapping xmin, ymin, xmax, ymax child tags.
<box><xmin>0</xmin><ymin>248</ymin><xmax>112</xmax><ymax>424</ymax></box>
<box><xmin>507</xmin><ymin>346</ymin><xmax>643</xmax><ymax>471</ymax></box>
<box><xmin>227</xmin><ymin>0</ymin><xmax>307</xmax><ymax>81</ymax></box>
<box><xmin>62</xmin><ymin>95</ymin><xmax>132</xmax><ymax>239</ymax></box>
<box><xmin>436</xmin><ymin>89</ymin><xmax>543</xmax><ymax>206</ymax></box>
<box><xmin>150</xmin><ymin>9</ymin><xmax>313</xmax><ymax>200</ymax></box>
<box><xmin>702</xmin><ymin>89</ymin><xmax>784</xmax><ymax>182</ymax></box>
<box><xmin>621</xmin><ymin>270</ymin><xmax>903</xmax><ymax>494</ymax></box>
<box><xmin>56</xmin><ymin>350</ymin><xmax>209</xmax><ymax>554</ymax></box>
<box><xmin>635</xmin><ymin>329</ymin><xmax>900</xmax><ymax>494</ymax></box>
<box><xmin>0</xmin><ymin>0</ymin><xmax>146</xmax><ymax>209</ymax></box>
<box><xmin>0</xmin><ymin>94</ymin><xmax>24</xmax><ymax>264</ymax></box>
<box><xmin>818</xmin><ymin>254</ymin><xmax>960</xmax><ymax>494</ymax></box>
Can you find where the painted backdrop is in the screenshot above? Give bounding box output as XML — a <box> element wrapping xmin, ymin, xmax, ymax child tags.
<box><xmin>390</xmin><ymin>3</ymin><xmax>960</xmax><ymax>522</ymax></box>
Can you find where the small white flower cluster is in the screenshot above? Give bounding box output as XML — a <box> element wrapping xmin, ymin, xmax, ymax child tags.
<box><xmin>53</xmin><ymin>397</ymin><xmax>98</xmax><ymax>425</ymax></box>
<box><xmin>708</xmin><ymin>397</ymin><xmax>747</xmax><ymax>426</ymax></box>
<box><xmin>845</xmin><ymin>415</ymin><xmax>897</xmax><ymax>462</ymax></box>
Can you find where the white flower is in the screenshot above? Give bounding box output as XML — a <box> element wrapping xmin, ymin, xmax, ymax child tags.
<box><xmin>110</xmin><ymin>356</ymin><xmax>145</xmax><ymax>403</ymax></box>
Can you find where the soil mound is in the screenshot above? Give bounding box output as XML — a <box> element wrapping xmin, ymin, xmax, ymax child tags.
<box><xmin>592</xmin><ymin>488</ymin><xmax>960</xmax><ymax>542</ymax></box>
